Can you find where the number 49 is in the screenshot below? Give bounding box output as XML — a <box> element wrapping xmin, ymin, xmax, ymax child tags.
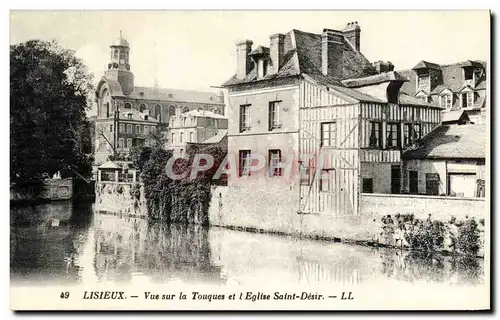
<box><xmin>60</xmin><ymin>292</ymin><xmax>70</xmax><ymax>299</ymax></box>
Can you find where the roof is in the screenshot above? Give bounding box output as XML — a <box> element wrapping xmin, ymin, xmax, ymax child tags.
<box><xmin>119</xmin><ymin>108</ymin><xmax>159</xmax><ymax>123</ymax></box>
<box><xmin>249</xmin><ymin>45</ymin><xmax>270</xmax><ymax>56</ymax></box>
<box><xmin>98</xmin><ymin>161</ymin><xmax>121</xmax><ymax>169</ymax></box>
<box><xmin>441</xmin><ymin>110</ymin><xmax>470</xmax><ymax>124</ymax></box>
<box><xmin>341</xmin><ymin>71</ymin><xmax>408</xmax><ymax>88</ymax></box>
<box><xmin>222</xmin><ymin>27</ymin><xmax>374</xmax><ymax>87</ymax></box>
<box><xmin>99</xmin><ymin>77</ymin><xmax>224</xmax><ymax>105</ymax></box>
<box><xmin>400</xmin><ymin>60</ymin><xmax>487</xmax><ymax>96</ymax></box>
<box><xmin>180</xmin><ymin>109</ymin><xmax>227</xmax><ymax>119</ymax></box>
<box><xmin>199</xmin><ymin>130</ymin><xmax>228</xmax><ymax>144</ymax></box>
<box><xmin>412</xmin><ymin>60</ymin><xmax>441</xmax><ymax>70</ymax></box>
<box><xmin>111</xmin><ymin>34</ymin><xmax>129</xmax><ymax>47</ymax></box>
<box><xmin>403</xmin><ymin>124</ymin><xmax>486</xmax><ymax>160</ymax></box>
<box><xmin>398</xmin><ymin>93</ymin><xmax>440</xmax><ymax>107</ymax></box>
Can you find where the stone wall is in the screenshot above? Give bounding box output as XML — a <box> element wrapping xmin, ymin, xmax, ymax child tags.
<box><xmin>209</xmin><ymin>187</ymin><xmax>486</xmax><ymax>255</ymax></box>
<box><xmin>94</xmin><ymin>181</ymin><xmax>147</xmax><ymax>217</ymax></box>
<box><xmin>10</xmin><ymin>178</ymin><xmax>73</xmax><ymax>202</ymax></box>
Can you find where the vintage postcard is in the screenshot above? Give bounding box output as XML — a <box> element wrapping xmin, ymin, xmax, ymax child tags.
<box><xmin>10</xmin><ymin>10</ymin><xmax>490</xmax><ymax>311</ymax></box>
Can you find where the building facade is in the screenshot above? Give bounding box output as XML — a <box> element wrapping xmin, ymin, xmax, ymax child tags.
<box><xmin>168</xmin><ymin>109</ymin><xmax>228</xmax><ymax>155</ymax></box>
<box><xmin>399</xmin><ymin>60</ymin><xmax>487</xmax><ymax>124</ymax></box>
<box><xmin>94</xmin><ymin>33</ymin><xmax>225</xmax><ymax>164</ymax></box>
<box><xmin>402</xmin><ymin>124</ymin><xmax>486</xmax><ymax>198</ymax></box>
<box><xmin>222</xmin><ymin>22</ymin><xmax>443</xmax><ymax>218</ymax></box>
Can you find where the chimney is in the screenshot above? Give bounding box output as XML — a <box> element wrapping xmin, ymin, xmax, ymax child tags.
<box><xmin>372</xmin><ymin>61</ymin><xmax>395</xmax><ymax>74</ymax></box>
<box><xmin>236</xmin><ymin>40</ymin><xmax>253</xmax><ymax>80</ymax></box>
<box><xmin>269</xmin><ymin>33</ymin><xmax>285</xmax><ymax>74</ymax></box>
<box><xmin>342</xmin><ymin>21</ymin><xmax>361</xmax><ymax>51</ymax></box>
<box><xmin>321</xmin><ymin>29</ymin><xmax>344</xmax><ymax>79</ymax></box>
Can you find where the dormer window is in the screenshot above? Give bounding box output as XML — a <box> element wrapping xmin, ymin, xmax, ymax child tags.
<box><xmin>257</xmin><ymin>59</ymin><xmax>269</xmax><ymax>79</ymax></box>
<box><xmin>464</xmin><ymin>67</ymin><xmax>473</xmax><ymax>80</ymax></box>
<box><xmin>417</xmin><ymin>74</ymin><xmax>430</xmax><ymax>91</ymax></box>
<box><xmin>440</xmin><ymin>94</ymin><xmax>452</xmax><ymax>109</ymax></box>
<box><xmin>461</xmin><ymin>92</ymin><xmax>474</xmax><ymax>108</ymax></box>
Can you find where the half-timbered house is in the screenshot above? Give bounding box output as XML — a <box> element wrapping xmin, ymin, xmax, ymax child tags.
<box><xmin>222</xmin><ymin>22</ymin><xmax>443</xmax><ymax>219</ymax></box>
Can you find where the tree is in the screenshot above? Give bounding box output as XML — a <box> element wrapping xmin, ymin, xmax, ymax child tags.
<box><xmin>10</xmin><ymin>40</ymin><xmax>94</xmax><ymax>189</ymax></box>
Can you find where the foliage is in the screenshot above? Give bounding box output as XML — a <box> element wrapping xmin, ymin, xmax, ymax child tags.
<box><xmin>10</xmin><ymin>40</ymin><xmax>94</xmax><ymax>189</ymax></box>
<box><xmin>380</xmin><ymin>213</ymin><xmax>481</xmax><ymax>256</ymax></box>
<box><xmin>134</xmin><ymin>140</ymin><xmax>227</xmax><ymax>225</ymax></box>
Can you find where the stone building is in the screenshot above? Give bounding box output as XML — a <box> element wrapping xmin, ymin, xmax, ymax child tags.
<box><xmin>399</xmin><ymin>60</ymin><xmax>487</xmax><ymax>124</ymax></box>
<box><xmin>93</xmin><ymin>32</ymin><xmax>225</xmax><ymax>164</ymax></box>
<box><xmin>221</xmin><ymin>22</ymin><xmax>443</xmax><ymax>219</ymax></box>
<box><xmin>168</xmin><ymin>109</ymin><xmax>228</xmax><ymax>155</ymax></box>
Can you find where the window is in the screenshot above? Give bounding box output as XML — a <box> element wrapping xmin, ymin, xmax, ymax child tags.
<box><xmin>420</xmin><ymin>96</ymin><xmax>428</xmax><ymax>103</ymax></box>
<box><xmin>362</xmin><ymin>178</ymin><xmax>373</xmax><ymax>193</ymax></box>
<box><xmin>409</xmin><ymin>171</ymin><xmax>418</xmax><ymax>194</ymax></box>
<box><xmin>119</xmin><ymin>124</ymin><xmax>124</xmax><ymax>133</ymax></box>
<box><xmin>268</xmin><ymin>149</ymin><xmax>283</xmax><ymax>177</ymax></box>
<box><xmin>127</xmin><ymin>114</ymin><xmax>132</xmax><ymax>120</ymax></box>
<box><xmin>144</xmin><ymin>115</ymin><xmax>149</xmax><ymax>121</ymax></box>
<box><xmin>464</xmin><ymin>68</ymin><xmax>473</xmax><ymax>80</ymax></box>
<box><xmin>426</xmin><ymin>173</ymin><xmax>440</xmax><ymax>195</ymax></box>
<box><xmin>139</xmin><ymin>104</ymin><xmax>147</xmax><ymax>112</ymax></box>
<box><xmin>124</xmin><ymin>103</ymin><xmax>131</xmax><ymax>109</ymax></box>
<box><xmin>126</xmin><ymin>138</ymin><xmax>132</xmax><ymax>148</ymax></box>
<box><xmin>182</xmin><ymin>106</ymin><xmax>189</xmax><ymax>114</ymax></box>
<box><xmin>190</xmin><ymin>132</ymin><xmax>194</xmax><ymax>142</ymax></box>
<box><xmin>180</xmin><ymin>133</ymin><xmax>183</xmax><ymax>143</ymax></box>
<box><xmin>461</xmin><ymin>92</ymin><xmax>473</xmax><ymax>108</ymax></box>
<box><xmin>413</xmin><ymin>124</ymin><xmax>422</xmax><ymax>141</ymax></box>
<box><xmin>154</xmin><ymin>105</ymin><xmax>161</xmax><ymax>120</ymax></box>
<box><xmin>144</xmin><ymin>125</ymin><xmax>149</xmax><ymax>135</ymax></box>
<box><xmin>239</xmin><ymin>105</ymin><xmax>250</xmax><ymax>132</ymax></box>
<box><xmin>118</xmin><ymin>138</ymin><xmax>124</xmax><ymax>149</ymax></box>
<box><xmin>127</xmin><ymin>124</ymin><xmax>132</xmax><ymax>133</ymax></box>
<box><xmin>320</xmin><ymin>169</ymin><xmax>333</xmax><ymax>192</ymax></box>
<box><xmin>386</xmin><ymin>123</ymin><xmax>400</xmax><ymax>148</ymax></box>
<box><xmin>239</xmin><ymin>150</ymin><xmax>251</xmax><ymax>177</ymax></box>
<box><xmin>171</xmin><ymin>133</ymin><xmax>175</xmax><ymax>143</ymax></box>
<box><xmin>321</xmin><ymin>122</ymin><xmax>337</xmax><ymax>147</ymax></box>
<box><xmin>268</xmin><ymin>101</ymin><xmax>281</xmax><ymax>130</ymax></box>
<box><xmin>440</xmin><ymin>94</ymin><xmax>452</xmax><ymax>109</ymax></box>
<box><xmin>135</xmin><ymin>125</ymin><xmax>140</xmax><ymax>134</ymax></box>
<box><xmin>417</xmin><ymin>74</ymin><xmax>430</xmax><ymax>90</ymax></box>
<box><xmin>369</xmin><ymin>122</ymin><xmax>381</xmax><ymax>148</ymax></box>
<box><xmin>403</xmin><ymin>123</ymin><xmax>412</xmax><ymax>147</ymax></box>
<box><xmin>109</xmin><ymin>124</ymin><xmax>113</xmax><ymax>132</ymax></box>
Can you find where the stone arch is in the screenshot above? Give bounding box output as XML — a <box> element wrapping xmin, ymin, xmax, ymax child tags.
<box><xmin>113</xmin><ymin>49</ymin><xmax>118</xmax><ymax>59</ymax></box>
<box><xmin>182</xmin><ymin>106</ymin><xmax>189</xmax><ymax>114</ymax></box>
<box><xmin>168</xmin><ymin>105</ymin><xmax>176</xmax><ymax>118</ymax></box>
<box><xmin>140</xmin><ymin>104</ymin><xmax>147</xmax><ymax>112</ymax></box>
<box><xmin>124</xmin><ymin>102</ymin><xmax>132</xmax><ymax>109</ymax></box>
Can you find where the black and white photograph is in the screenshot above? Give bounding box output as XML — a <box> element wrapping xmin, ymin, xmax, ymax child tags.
<box><xmin>9</xmin><ymin>10</ymin><xmax>490</xmax><ymax>311</ymax></box>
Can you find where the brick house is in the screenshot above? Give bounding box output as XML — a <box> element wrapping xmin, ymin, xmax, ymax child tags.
<box><xmin>93</xmin><ymin>33</ymin><xmax>225</xmax><ymax>164</ymax></box>
<box><xmin>221</xmin><ymin>22</ymin><xmax>443</xmax><ymax>218</ymax></box>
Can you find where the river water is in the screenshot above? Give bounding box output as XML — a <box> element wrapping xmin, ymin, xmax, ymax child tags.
<box><xmin>10</xmin><ymin>202</ymin><xmax>488</xmax><ymax>310</ymax></box>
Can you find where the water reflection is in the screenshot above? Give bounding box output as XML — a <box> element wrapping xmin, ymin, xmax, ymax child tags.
<box><xmin>10</xmin><ymin>203</ymin><xmax>484</xmax><ymax>288</ymax></box>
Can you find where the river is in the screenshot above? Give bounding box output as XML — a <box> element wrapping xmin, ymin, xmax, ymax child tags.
<box><xmin>10</xmin><ymin>202</ymin><xmax>488</xmax><ymax>310</ymax></box>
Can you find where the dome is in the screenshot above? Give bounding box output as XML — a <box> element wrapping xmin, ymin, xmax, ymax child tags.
<box><xmin>111</xmin><ymin>32</ymin><xmax>129</xmax><ymax>47</ymax></box>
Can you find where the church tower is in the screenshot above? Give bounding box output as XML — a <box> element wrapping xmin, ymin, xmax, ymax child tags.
<box><xmin>105</xmin><ymin>31</ymin><xmax>135</xmax><ymax>95</ymax></box>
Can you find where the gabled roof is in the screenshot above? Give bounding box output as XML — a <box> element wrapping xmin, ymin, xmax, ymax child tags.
<box><xmin>98</xmin><ymin>77</ymin><xmax>224</xmax><ymax>105</ymax></box>
<box><xmin>412</xmin><ymin>60</ymin><xmax>441</xmax><ymax>70</ymax></box>
<box><xmin>403</xmin><ymin>124</ymin><xmax>485</xmax><ymax>160</ymax></box>
<box><xmin>341</xmin><ymin>71</ymin><xmax>408</xmax><ymax>88</ymax></box>
<box><xmin>222</xmin><ymin>27</ymin><xmax>374</xmax><ymax>87</ymax></box>
<box><xmin>460</xmin><ymin>60</ymin><xmax>484</xmax><ymax>68</ymax></box>
<box><xmin>399</xmin><ymin>93</ymin><xmax>439</xmax><ymax>107</ymax></box>
<box><xmin>199</xmin><ymin>130</ymin><xmax>228</xmax><ymax>144</ymax></box>
<box><xmin>98</xmin><ymin>161</ymin><xmax>121</xmax><ymax>169</ymax></box>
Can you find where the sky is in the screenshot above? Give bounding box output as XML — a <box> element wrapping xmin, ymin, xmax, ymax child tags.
<box><xmin>10</xmin><ymin>10</ymin><xmax>490</xmax><ymax>115</ymax></box>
